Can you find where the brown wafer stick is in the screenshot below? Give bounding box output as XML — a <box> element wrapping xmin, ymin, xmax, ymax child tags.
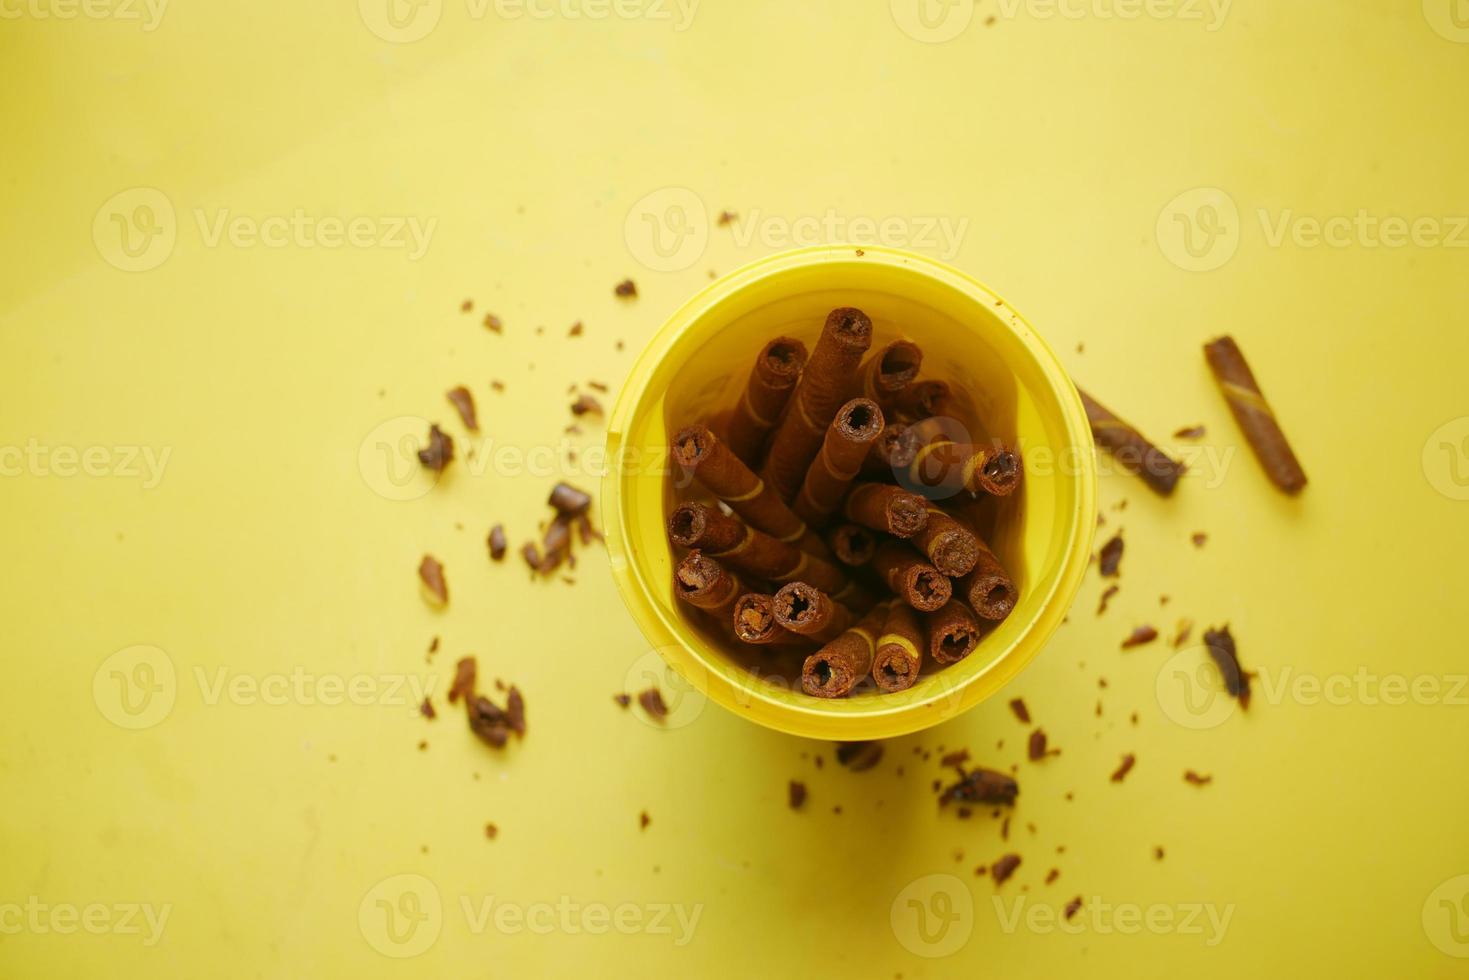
<box><xmin>827</xmin><ymin>524</ymin><xmax>877</xmax><ymax>566</ymax></box>
<box><xmin>1077</xmin><ymin>389</ymin><xmax>1185</xmax><ymax>497</ymax></box>
<box><xmin>761</xmin><ymin>308</ymin><xmax>874</xmax><ymax>500</ymax></box>
<box><xmin>668</xmin><ymin>503</ymin><xmax>848</xmax><ymax>595</ymax></box>
<box><xmin>926</xmin><ymin>599</ymin><xmax>982</xmax><ymax>664</ymax></box>
<box><xmin>732</xmin><ymin>593</ymin><xmax>807</xmax><ymax>646</ymax></box>
<box><xmin>956</xmin><ymin>537</ymin><xmax>1016</xmax><ymax>621</ymax></box>
<box><xmin>802</xmin><ymin>602</ymin><xmax>889</xmax><ymax>698</ymax></box>
<box><xmin>671</xmin><ymin>425</ymin><xmax>827</xmax><ymax>555</ymax></box>
<box><xmin>861</xmin><ymin>423</ymin><xmax>921</xmax><ymax>479</ymax></box>
<box><xmin>907</xmin><ymin>419</ymin><xmax>1022</xmax><ymax>498</ymax></box>
<box><xmin>673</xmin><ymin>551</ymin><xmax>743</xmax><ymax>621</ymax></box>
<box><xmin>890</xmin><ymin>379</ymin><xmax>950</xmax><ymax>421</ymax></box>
<box><xmin>722</xmin><ymin>337</ymin><xmax>808</xmax><ymax>467</ymax></box>
<box><xmin>872</xmin><ymin>541</ymin><xmax>952</xmax><ymax>611</ymax></box>
<box><xmin>843</xmin><ymin>482</ymin><xmax>929</xmax><ymax>538</ymax></box>
<box><xmin>913</xmin><ymin>505</ymin><xmax>981</xmax><ymax>577</ymax></box>
<box><xmin>1203</xmin><ymin>336</ymin><xmax>1307</xmax><ymax>494</ymax></box>
<box><xmin>773</xmin><ymin>582</ymin><xmax>854</xmax><ymax>645</ymax></box>
<box><xmin>793</xmin><ymin>398</ymin><xmax>886</xmax><ymax>525</ymax></box>
<box><xmin>855</xmin><ymin>340</ymin><xmax>923</xmax><ymax>411</ymax></box>
<box><xmin>872</xmin><ymin>603</ymin><xmax>925</xmax><ymax>693</ymax></box>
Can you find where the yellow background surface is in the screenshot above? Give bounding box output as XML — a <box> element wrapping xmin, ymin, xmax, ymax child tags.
<box><xmin>3</xmin><ymin>1</ymin><xmax>1468</xmax><ymax>976</ymax></box>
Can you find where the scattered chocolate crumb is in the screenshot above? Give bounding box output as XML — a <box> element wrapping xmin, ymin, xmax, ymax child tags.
<box><xmin>549</xmin><ymin>482</ymin><xmax>592</xmax><ymax>517</ymax></box>
<box><xmin>1028</xmin><ymin>729</ymin><xmax>1058</xmax><ymax>761</ymax></box>
<box><xmin>485</xmin><ymin>822</ymin><xmax>498</xmax><ymax>840</ymax></box>
<box><xmin>491</xmin><ymin>379</ymin><xmax>505</xmax><ymax>391</ymax></box>
<box><xmin>568</xmin><ymin>321</ymin><xmax>584</xmax><ymax>337</ymax></box>
<box><xmin>467</xmin><ymin>695</ymin><xmax>511</xmax><ymax>748</ymax></box>
<box><xmin>505</xmin><ymin>686</ymin><xmax>526</xmax><ymax>736</ymax></box>
<box><xmin>788</xmin><ymin>780</ymin><xmax>807</xmax><ymax>809</ymax></box>
<box><xmin>940</xmin><ymin>768</ymin><xmax>1019</xmax><ymax>806</ymax></box>
<box><xmin>417</xmin><ymin>424</ymin><xmax>454</xmax><ymax>471</ymax></box>
<box><xmin>1098</xmin><ymin>532</ymin><xmax>1124</xmax><ymax>576</ymax></box>
<box><xmin>417</xmin><ymin>740</ymin><xmax>428</xmax><ymax>751</ymax></box>
<box><xmin>814</xmin><ymin>756</ymin><xmax>824</xmax><ymax>769</ymax></box>
<box><xmin>717</xmin><ymin>211</ymin><xmax>737</xmax><ymax>227</ymax></box>
<box><xmin>483</xmin><ymin>313</ymin><xmax>502</xmax><ymax>333</ymax></box>
<box><xmin>1130</xmin><ymin>711</ymin><xmax>1139</xmax><ymax>725</ymax></box>
<box><xmin>833</xmin><ymin>805</ymin><xmax>843</xmax><ymax>815</ymax></box>
<box><xmin>974</xmin><ymin>865</ymin><xmax>986</xmax><ymax>877</ymax></box>
<box><xmin>639</xmin><ymin>810</ymin><xmax>651</xmax><ymax>830</ymax></box>
<box><xmin>1045</xmin><ymin>868</ymin><xmax>1059</xmax><ymax>884</ymax></box>
<box><xmin>571</xmin><ymin>394</ymin><xmax>603</xmax><ymax>417</ymax></box>
<box><xmin>1064</xmin><ymin>897</ymin><xmax>1083</xmax><ymax>919</ymax></box>
<box><xmin>1001</xmin><ymin>816</ymin><xmax>1010</xmax><ymax>840</ymax></box>
<box><xmin>588</xmin><ymin>380</ymin><xmax>609</xmax><ymax>393</ymax></box>
<box><xmin>1121</xmin><ymin>625</ymin><xmax>1158</xmax><ymax>649</ymax></box>
<box><xmin>460</xmin><ymin>299</ymin><xmax>473</xmax><ymax>313</ymax></box>
<box><xmin>613</xmin><ymin>693</ymin><xmax>631</xmax><ymax>708</ymax></box>
<box><xmin>1110</xmin><ymin>754</ymin><xmax>1136</xmax><ymax>782</ymax></box>
<box><xmin>1191</xmin><ymin>532</ymin><xmax>1208</xmax><ymax>548</ymax></box>
<box><xmin>956</xmin><ymin>807</ymin><xmax>971</xmax><ymax>819</ymax></box>
<box><xmin>420</xmin><ymin>697</ymin><xmax>436</xmax><ymax>720</ymax></box>
<box><xmin>991</xmin><ymin>854</ymin><xmax>1022</xmax><ymax>885</ymax></box>
<box><xmin>836</xmin><ymin>741</ymin><xmax>883</xmax><ymax>771</ymax></box>
<box><xmin>1154</xmin><ymin>846</ymin><xmax>1165</xmax><ymax>860</ymax></box>
<box><xmin>615</xmin><ymin>339</ymin><xmax>625</xmax><ymax>351</ymax></box>
<box><xmin>418</xmin><ymin>555</ymin><xmax>448</xmax><ymax>604</ymax></box>
<box><xmin>1008</xmin><ymin>698</ymin><xmax>1031</xmax><ymax>724</ymax></box>
<box><xmin>1095</xmin><ymin>699</ymin><xmax>1103</xmax><ymax>717</ymax></box>
<box><xmin>488</xmin><ymin>524</ymin><xmax>507</xmax><ymax>561</ymax></box>
<box><xmin>1174</xmin><ymin>425</ymin><xmax>1206</xmax><ymax>439</ymax></box>
<box><xmin>940</xmin><ymin>749</ymin><xmax>970</xmax><ymax>768</ymax></box>
<box><xmin>1173</xmin><ymin>619</ymin><xmax>1194</xmax><ymax>648</ymax></box>
<box><xmin>520</xmin><ymin>542</ymin><xmax>542</xmax><ymax>572</ymax></box>
<box><xmin>638</xmin><ymin>687</ymin><xmax>669</xmax><ymax>721</ymax></box>
<box><xmin>449</xmin><ymin>657</ymin><xmax>476</xmax><ymax>704</ymax></box>
<box><xmin>614</xmin><ymin>278</ymin><xmax>637</xmax><ymax>298</ymax></box>
<box><xmin>1184</xmin><ymin>770</ymin><xmax>1213</xmax><ymax>786</ymax></box>
<box><xmin>428</xmin><ymin>636</ymin><xmax>440</xmax><ymax>653</ymax></box>
<box><xmin>1204</xmin><ymin>625</ymin><xmax>1251</xmax><ymax>708</ymax></box>
<box><xmin>1097</xmin><ymin>584</ymin><xmax>1119</xmax><ymax>615</ymax></box>
<box><xmin>446</xmin><ymin>386</ymin><xmax>478</xmax><ymax>431</ymax></box>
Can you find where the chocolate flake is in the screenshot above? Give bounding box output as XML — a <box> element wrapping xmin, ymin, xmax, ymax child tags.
<box><xmin>1110</xmin><ymin>754</ymin><xmax>1136</xmax><ymax>782</ymax></box>
<box><xmin>1008</xmin><ymin>698</ymin><xmax>1031</xmax><ymax>724</ymax></box>
<box><xmin>1045</xmin><ymin>868</ymin><xmax>1059</xmax><ymax>885</ymax></box>
<box><xmin>637</xmin><ymin>687</ymin><xmax>668</xmax><ymax>721</ymax></box>
<box><xmin>571</xmin><ymin>394</ymin><xmax>603</xmax><ymax>417</ymax></box>
<box><xmin>836</xmin><ymin>741</ymin><xmax>883</xmax><ymax>771</ymax></box>
<box><xmin>488</xmin><ymin>524</ymin><xmax>507</xmax><ymax>561</ymax></box>
<box><xmin>485</xmin><ymin>822</ymin><xmax>498</xmax><ymax>840</ymax></box>
<box><xmin>446</xmin><ymin>386</ymin><xmax>478</xmax><ymax>431</ymax></box>
<box><xmin>613</xmin><ymin>693</ymin><xmax>631</xmax><ymax>708</ymax></box>
<box><xmin>1028</xmin><ymin>729</ymin><xmax>1057</xmax><ymax>761</ymax></box>
<box><xmin>1191</xmin><ymin>532</ymin><xmax>1208</xmax><ymax>548</ymax></box>
<box><xmin>568</xmin><ymin>321</ymin><xmax>584</xmax><ymax>337</ymax></box>
<box><xmin>1121</xmin><ymin>625</ymin><xmax>1158</xmax><ymax>649</ymax></box>
<box><xmin>483</xmin><ymin>313</ymin><xmax>502</xmax><ymax>332</ymax></box>
<box><xmin>549</xmin><ymin>483</ymin><xmax>592</xmax><ymax>517</ymax></box>
<box><xmin>1173</xmin><ymin>619</ymin><xmax>1194</xmax><ymax>648</ymax></box>
<box><xmin>1184</xmin><ymin>770</ymin><xmax>1213</xmax><ymax>786</ymax></box>
<box><xmin>614</xmin><ymin>278</ymin><xmax>637</xmax><ymax>298</ymax></box>
<box><xmin>991</xmin><ymin>854</ymin><xmax>1022</xmax><ymax>885</ymax></box>
<box><xmin>1204</xmin><ymin>625</ymin><xmax>1251</xmax><ymax>708</ymax></box>
<box><xmin>940</xmin><ymin>768</ymin><xmax>1018</xmax><ymax>806</ymax></box>
<box><xmin>418</xmin><ymin>555</ymin><xmax>448</xmax><ymax>604</ymax></box>
<box><xmin>639</xmin><ymin>810</ymin><xmax>651</xmax><ymax>829</ymax></box>
<box><xmin>467</xmin><ymin>695</ymin><xmax>511</xmax><ymax>748</ymax></box>
<box><xmin>449</xmin><ymin>657</ymin><xmax>476</xmax><ymax>704</ymax></box>
<box><xmin>1174</xmin><ymin>425</ymin><xmax>1206</xmax><ymax>439</ymax></box>
<box><xmin>420</xmin><ymin>697</ymin><xmax>436</xmax><ymax>720</ymax></box>
<box><xmin>788</xmin><ymin>780</ymin><xmax>807</xmax><ymax>809</ymax></box>
<box><xmin>717</xmin><ymin>211</ymin><xmax>737</xmax><ymax>227</ymax></box>
<box><xmin>520</xmin><ymin>543</ymin><xmax>542</xmax><ymax>572</ymax></box>
<box><xmin>1098</xmin><ymin>532</ymin><xmax>1124</xmax><ymax>577</ymax></box>
<box><xmin>1097</xmin><ymin>584</ymin><xmax>1119</xmax><ymax>615</ymax></box>
<box><xmin>505</xmin><ymin>686</ymin><xmax>526</xmax><ymax>736</ymax></box>
<box><xmin>1064</xmin><ymin>897</ymin><xmax>1083</xmax><ymax>919</ymax></box>
<box><xmin>940</xmin><ymin>749</ymin><xmax>970</xmax><ymax>768</ymax></box>
<box><xmin>417</xmin><ymin>424</ymin><xmax>454</xmax><ymax>471</ymax></box>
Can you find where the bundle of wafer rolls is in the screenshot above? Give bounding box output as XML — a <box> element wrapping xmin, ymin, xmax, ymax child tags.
<box><xmin>667</xmin><ymin>307</ymin><xmax>1022</xmax><ymax>700</ymax></box>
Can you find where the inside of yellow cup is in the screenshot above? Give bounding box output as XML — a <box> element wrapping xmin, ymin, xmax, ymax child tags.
<box><xmin>608</xmin><ymin>247</ymin><xmax>1092</xmax><ymax>734</ymax></box>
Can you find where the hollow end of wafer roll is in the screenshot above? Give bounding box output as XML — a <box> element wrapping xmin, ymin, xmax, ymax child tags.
<box><xmin>963</xmin><ymin>568</ymin><xmax>1016</xmax><ymax>621</ymax></box>
<box><xmin>673</xmin><ymin>551</ymin><xmax>736</xmax><ymax>611</ymax></box>
<box><xmin>873</xmin><ymin>641</ymin><xmax>921</xmax><ymax>692</ymax></box>
<box><xmin>927</xmin><ymin>600</ymin><xmax>981</xmax><ymax>664</ymax></box>
<box><xmin>836</xmin><ymin>398</ymin><xmax>884</xmax><ymax>442</ymax></box>
<box><xmin>667</xmin><ymin>502</ymin><xmax>708</xmax><ymax>548</ymax></box>
<box><xmin>866</xmin><ymin>424</ymin><xmax>921</xmax><ymax>475</ymax></box>
<box><xmin>896</xmin><ymin>379</ymin><xmax>950</xmax><ymax>419</ymax></box>
<box><xmin>829</xmin><ymin>524</ymin><xmax>877</xmax><ymax>566</ymax></box>
<box><xmin>732</xmin><ymin>593</ymin><xmax>789</xmax><ymax>644</ymax></box>
<box><xmin>904</xmin><ymin>566</ymin><xmax>952</xmax><ymax>611</ymax></box>
<box><xmin>866</xmin><ymin>340</ymin><xmax>923</xmax><ymax>395</ymax></box>
<box><xmin>772</xmin><ymin>582</ymin><xmax>849</xmax><ymax>641</ymax></box>
<box><xmin>924</xmin><ymin>524</ymin><xmax>980</xmax><ymax>577</ymax></box>
<box><xmin>825</xmin><ymin>307</ymin><xmax>874</xmax><ymax>352</ymax></box>
<box><xmin>670</xmin><ymin>424</ymin><xmax>714</xmax><ymax>469</ymax></box>
<box><xmin>973</xmin><ymin>448</ymin><xmax>1021</xmax><ymax>496</ymax></box>
<box><xmin>757</xmin><ymin>337</ymin><xmax>807</xmax><ymax>386</ymax></box>
<box><xmin>883</xmin><ymin>494</ymin><xmax>929</xmax><ymax>537</ymax></box>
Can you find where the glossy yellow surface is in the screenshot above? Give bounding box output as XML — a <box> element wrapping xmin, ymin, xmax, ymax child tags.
<box><xmin>2</xmin><ymin>2</ymin><xmax>1468</xmax><ymax>976</ymax></box>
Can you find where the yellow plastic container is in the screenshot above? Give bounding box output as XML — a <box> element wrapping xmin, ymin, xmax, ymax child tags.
<box><xmin>602</xmin><ymin>245</ymin><xmax>1096</xmax><ymax>740</ymax></box>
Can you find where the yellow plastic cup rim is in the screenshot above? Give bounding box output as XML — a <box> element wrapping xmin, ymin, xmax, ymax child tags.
<box><xmin>602</xmin><ymin>245</ymin><xmax>1096</xmax><ymax>740</ymax></box>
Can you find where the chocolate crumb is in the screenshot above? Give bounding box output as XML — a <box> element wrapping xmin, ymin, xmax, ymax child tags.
<box><xmin>588</xmin><ymin>380</ymin><xmax>609</xmax><ymax>393</ymax></box>
<box><xmin>549</xmin><ymin>483</ymin><xmax>592</xmax><ymax>517</ymax></box>
<box><xmin>940</xmin><ymin>768</ymin><xmax>1018</xmax><ymax>806</ymax></box>
<box><xmin>417</xmin><ymin>424</ymin><xmax>454</xmax><ymax>471</ymax></box>
<box><xmin>483</xmin><ymin>313</ymin><xmax>502</xmax><ymax>333</ymax></box>
<box><xmin>639</xmin><ymin>810</ymin><xmax>651</xmax><ymax>830</ymax></box>
<box><xmin>1204</xmin><ymin>625</ymin><xmax>1251</xmax><ymax>708</ymax></box>
<box><xmin>1008</xmin><ymin>698</ymin><xmax>1031</xmax><ymax>724</ymax></box>
<box><xmin>836</xmin><ymin>741</ymin><xmax>883</xmax><ymax>771</ymax></box>
<box><xmin>614</xmin><ymin>278</ymin><xmax>637</xmax><ymax>298</ymax></box>
<box><xmin>788</xmin><ymin>780</ymin><xmax>807</xmax><ymax>809</ymax></box>
<box><xmin>488</xmin><ymin>524</ymin><xmax>507</xmax><ymax>561</ymax></box>
<box><xmin>446</xmin><ymin>386</ymin><xmax>478</xmax><ymax>431</ymax></box>
<box><xmin>991</xmin><ymin>854</ymin><xmax>1022</xmax><ymax>885</ymax></box>
<box><xmin>717</xmin><ymin>211</ymin><xmax>737</xmax><ymax>226</ymax></box>
<box><xmin>485</xmin><ymin>822</ymin><xmax>498</xmax><ymax>840</ymax></box>
<box><xmin>1045</xmin><ymin>868</ymin><xmax>1059</xmax><ymax>885</ymax></box>
<box><xmin>420</xmin><ymin>697</ymin><xmax>436</xmax><ymax>720</ymax></box>
<box><xmin>1154</xmin><ymin>846</ymin><xmax>1165</xmax><ymax>861</ymax></box>
<box><xmin>460</xmin><ymin>299</ymin><xmax>473</xmax><ymax>313</ymax></box>
<box><xmin>1001</xmin><ymin>816</ymin><xmax>1010</xmax><ymax>840</ymax></box>
<box><xmin>568</xmin><ymin>321</ymin><xmax>584</xmax><ymax>337</ymax></box>
<box><xmin>940</xmin><ymin>749</ymin><xmax>970</xmax><ymax>768</ymax></box>
<box><xmin>417</xmin><ymin>740</ymin><xmax>428</xmax><ymax>751</ymax></box>
<box><xmin>428</xmin><ymin>636</ymin><xmax>440</xmax><ymax>654</ymax></box>
<box><xmin>1173</xmin><ymin>619</ymin><xmax>1194</xmax><ymax>648</ymax></box>
<box><xmin>1098</xmin><ymin>532</ymin><xmax>1124</xmax><ymax>577</ymax></box>
<box><xmin>1028</xmin><ymin>729</ymin><xmax>1057</xmax><ymax>761</ymax></box>
<box><xmin>613</xmin><ymin>693</ymin><xmax>631</xmax><ymax>708</ymax></box>
<box><xmin>505</xmin><ymin>686</ymin><xmax>526</xmax><ymax>736</ymax></box>
<box><xmin>418</xmin><ymin>555</ymin><xmax>448</xmax><ymax>604</ymax></box>
<box><xmin>1191</xmin><ymin>532</ymin><xmax>1208</xmax><ymax>548</ymax></box>
<box><xmin>1121</xmin><ymin>625</ymin><xmax>1158</xmax><ymax>649</ymax></box>
<box><xmin>1174</xmin><ymin>424</ymin><xmax>1206</xmax><ymax>439</ymax></box>
<box><xmin>571</xmin><ymin>394</ymin><xmax>603</xmax><ymax>417</ymax></box>
<box><xmin>1184</xmin><ymin>770</ymin><xmax>1213</xmax><ymax>786</ymax></box>
<box><xmin>449</xmin><ymin>657</ymin><xmax>476</xmax><ymax>704</ymax></box>
<box><xmin>467</xmin><ymin>695</ymin><xmax>511</xmax><ymax>748</ymax></box>
<box><xmin>637</xmin><ymin>687</ymin><xmax>669</xmax><ymax>721</ymax></box>
<box><xmin>1110</xmin><ymin>754</ymin><xmax>1136</xmax><ymax>782</ymax></box>
<box><xmin>1064</xmin><ymin>897</ymin><xmax>1082</xmax><ymax>919</ymax></box>
<box><xmin>1097</xmin><ymin>584</ymin><xmax>1119</xmax><ymax>615</ymax></box>
<box><xmin>520</xmin><ymin>542</ymin><xmax>542</xmax><ymax>572</ymax></box>
<box><xmin>491</xmin><ymin>379</ymin><xmax>505</xmax><ymax>391</ymax></box>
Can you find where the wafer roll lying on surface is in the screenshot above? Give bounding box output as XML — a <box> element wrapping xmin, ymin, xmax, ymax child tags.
<box><xmin>773</xmin><ymin>582</ymin><xmax>853</xmax><ymax>645</ymax></box>
<box><xmin>731</xmin><ymin>592</ymin><xmax>808</xmax><ymax>646</ymax></box>
<box><xmin>762</xmin><ymin>308</ymin><xmax>874</xmax><ymax>500</ymax></box>
<box><xmin>890</xmin><ymin>379</ymin><xmax>950</xmax><ymax>421</ymax></box>
<box><xmin>907</xmin><ymin>418</ymin><xmax>1021</xmax><ymax>498</ymax></box>
<box><xmin>673</xmin><ymin>551</ymin><xmax>743</xmax><ymax>622</ymax></box>
<box><xmin>802</xmin><ymin>602</ymin><xmax>889</xmax><ymax>698</ymax></box>
<box><xmin>1077</xmin><ymin>389</ymin><xmax>1185</xmax><ymax>497</ymax></box>
<box><xmin>1203</xmin><ymin>336</ymin><xmax>1307</xmax><ymax>494</ymax></box>
<box><xmin>955</xmin><ymin>536</ymin><xmax>1016</xmax><ymax>621</ymax></box>
<box><xmin>926</xmin><ymin>599</ymin><xmax>982</xmax><ymax>664</ymax></box>
<box><xmin>722</xmin><ymin>337</ymin><xmax>808</xmax><ymax>468</ymax></box>
<box><xmin>793</xmin><ymin>398</ymin><xmax>885</xmax><ymax>525</ymax></box>
<box><xmin>855</xmin><ymin>340</ymin><xmax>923</xmax><ymax>411</ymax></box>
<box><xmin>843</xmin><ymin>482</ymin><xmax>929</xmax><ymax>537</ymax></box>
<box><xmin>872</xmin><ymin>541</ymin><xmax>952</xmax><ymax>611</ymax></box>
<box><xmin>872</xmin><ymin>602</ymin><xmax>925</xmax><ymax>693</ymax></box>
<box><xmin>668</xmin><ymin>502</ymin><xmax>848</xmax><ymax>595</ymax></box>
<box><xmin>861</xmin><ymin>423</ymin><xmax>921</xmax><ymax>479</ymax></box>
<box><xmin>913</xmin><ymin>505</ymin><xmax>981</xmax><ymax>577</ymax></box>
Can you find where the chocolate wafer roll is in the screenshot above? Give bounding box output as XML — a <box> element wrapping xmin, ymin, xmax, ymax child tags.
<box><xmin>802</xmin><ymin>602</ymin><xmax>889</xmax><ymax>698</ymax></box>
<box><xmin>907</xmin><ymin>419</ymin><xmax>1022</xmax><ymax>498</ymax></box>
<box><xmin>827</xmin><ymin>524</ymin><xmax>877</xmax><ymax>566</ymax></box>
<box><xmin>872</xmin><ymin>602</ymin><xmax>925</xmax><ymax>693</ymax></box>
<box><xmin>1077</xmin><ymin>389</ymin><xmax>1185</xmax><ymax>497</ymax></box>
<box><xmin>872</xmin><ymin>541</ymin><xmax>952</xmax><ymax>612</ymax></box>
<box><xmin>773</xmin><ymin>582</ymin><xmax>853</xmax><ymax>645</ymax></box>
<box><xmin>913</xmin><ymin>505</ymin><xmax>980</xmax><ymax>577</ymax></box>
<box><xmin>793</xmin><ymin>398</ymin><xmax>886</xmax><ymax>525</ymax></box>
<box><xmin>855</xmin><ymin>340</ymin><xmax>923</xmax><ymax>411</ymax></box>
<box><xmin>732</xmin><ymin>592</ymin><xmax>807</xmax><ymax>646</ymax></box>
<box><xmin>761</xmin><ymin>308</ymin><xmax>874</xmax><ymax>501</ymax></box>
<box><xmin>668</xmin><ymin>503</ymin><xmax>848</xmax><ymax>595</ymax></box>
<box><xmin>673</xmin><ymin>551</ymin><xmax>742</xmax><ymax>622</ymax></box>
<box><xmin>890</xmin><ymin>379</ymin><xmax>950</xmax><ymax>421</ymax></box>
<box><xmin>672</xmin><ymin>425</ymin><xmax>824</xmax><ymax>554</ymax></box>
<box><xmin>843</xmin><ymin>482</ymin><xmax>929</xmax><ymax>538</ymax></box>
<box><xmin>860</xmin><ymin>423</ymin><xmax>921</xmax><ymax>479</ymax></box>
<box><xmin>926</xmin><ymin>599</ymin><xmax>982</xmax><ymax>665</ymax></box>
<box><xmin>956</xmin><ymin>538</ymin><xmax>1016</xmax><ymax>621</ymax></box>
<box><xmin>1203</xmin><ymin>336</ymin><xmax>1307</xmax><ymax>494</ymax></box>
<box><xmin>723</xmin><ymin>337</ymin><xmax>808</xmax><ymax>467</ymax></box>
